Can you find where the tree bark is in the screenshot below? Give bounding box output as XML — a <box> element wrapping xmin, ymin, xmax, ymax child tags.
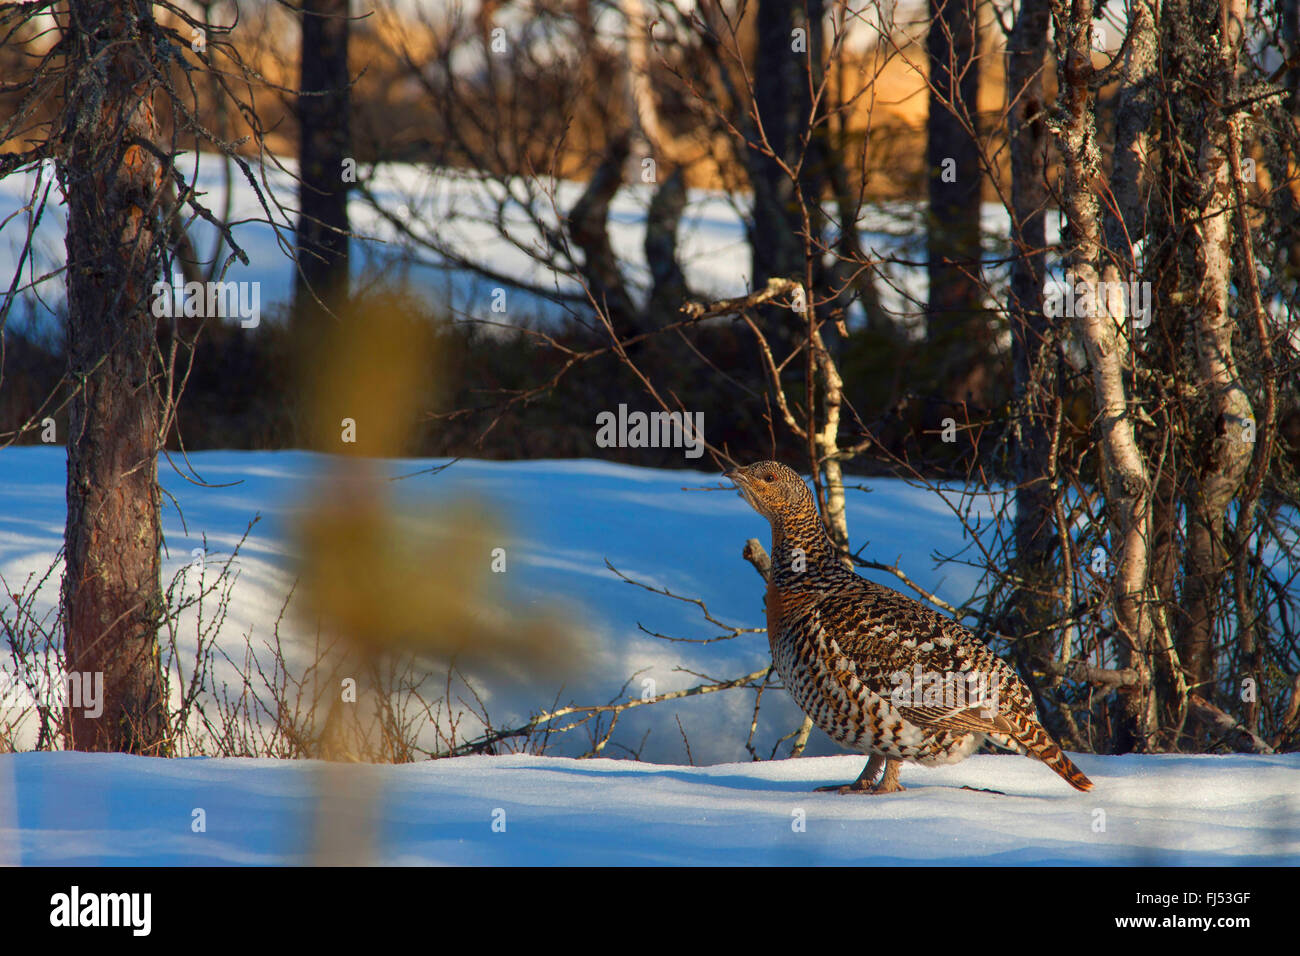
<box><xmin>1168</xmin><ymin>0</ymin><xmax>1254</xmax><ymax>719</ymax></box>
<box><xmin>926</xmin><ymin>0</ymin><xmax>988</xmax><ymax>403</ymax></box>
<box><xmin>295</xmin><ymin>0</ymin><xmax>352</xmax><ymax>324</ymax></box>
<box><xmin>58</xmin><ymin>0</ymin><xmax>168</xmax><ymax>753</ymax></box>
<box><xmin>644</xmin><ymin>168</ymin><xmax>688</xmax><ymax>327</ymax></box>
<box><xmin>748</xmin><ymin>0</ymin><xmax>828</xmax><ymax>352</ymax></box>
<box><xmin>1098</xmin><ymin>0</ymin><xmax>1185</xmax><ymax>743</ymax></box>
<box><xmin>1006</xmin><ymin>0</ymin><xmax>1054</xmax><ymax>653</ymax></box>
<box><xmin>749</xmin><ymin>0</ymin><xmax>811</xmax><ymax>291</ymax></box>
<box><xmin>569</xmin><ymin>133</ymin><xmax>640</xmax><ymax>333</ymax></box>
<box><xmin>1101</xmin><ymin>0</ymin><xmax>1156</xmax><ymax>263</ymax></box>
<box><xmin>1050</xmin><ymin>0</ymin><xmax>1158</xmax><ymax>749</ymax></box>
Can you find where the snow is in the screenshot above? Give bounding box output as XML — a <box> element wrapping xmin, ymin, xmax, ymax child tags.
<box><xmin>1</xmin><ymin>448</ymin><xmax>1297</xmax><ymax>865</ymax></box>
<box><xmin>0</xmin><ymin>156</ymin><xmax>1044</xmax><ymax>336</ymax></box>
<box><xmin>3</xmin><ymin>750</ymin><xmax>1296</xmax><ymax>865</ymax></box>
<box><xmin>2</xmin><ymin>9</ymin><xmax>1293</xmax><ymax>868</ymax></box>
<box><xmin>0</xmin><ymin>447</ymin><xmax>1000</xmax><ymax>765</ymax></box>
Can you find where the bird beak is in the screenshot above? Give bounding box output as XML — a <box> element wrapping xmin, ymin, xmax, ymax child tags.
<box><xmin>725</xmin><ymin>469</ymin><xmax>746</xmax><ymax>486</ymax></box>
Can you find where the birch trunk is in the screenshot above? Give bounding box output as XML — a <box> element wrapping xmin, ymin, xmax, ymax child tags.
<box><xmin>1173</xmin><ymin>0</ymin><xmax>1255</xmax><ymax>715</ymax></box>
<box><xmin>1050</xmin><ymin>0</ymin><xmax>1158</xmax><ymax>746</ymax></box>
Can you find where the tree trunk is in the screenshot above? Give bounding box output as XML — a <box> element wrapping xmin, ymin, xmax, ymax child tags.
<box><xmin>749</xmin><ymin>0</ymin><xmax>809</xmax><ymax>290</ymax></box>
<box><xmin>644</xmin><ymin>168</ymin><xmax>688</xmax><ymax>327</ymax></box>
<box><xmin>1166</xmin><ymin>0</ymin><xmax>1254</xmax><ymax>725</ymax></box>
<box><xmin>58</xmin><ymin>0</ymin><xmax>168</xmax><ymax>754</ymax></box>
<box><xmin>1050</xmin><ymin>0</ymin><xmax>1158</xmax><ymax>749</ymax></box>
<box><xmin>1006</xmin><ymin>0</ymin><xmax>1054</xmax><ymax>655</ymax></box>
<box><xmin>295</xmin><ymin>0</ymin><xmax>351</xmax><ymax>324</ymax></box>
<box><xmin>1098</xmin><ymin>0</ymin><xmax>1183</xmax><ymax>746</ymax></box>
<box><xmin>926</xmin><ymin>0</ymin><xmax>988</xmax><ymax>404</ymax></box>
<box><xmin>1101</xmin><ymin>0</ymin><xmax>1156</xmax><ymax>261</ymax></box>
<box><xmin>748</xmin><ymin>0</ymin><xmax>828</xmax><ymax>352</ymax></box>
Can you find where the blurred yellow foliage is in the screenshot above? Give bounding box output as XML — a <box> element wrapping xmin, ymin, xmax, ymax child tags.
<box><xmin>291</xmin><ymin>293</ymin><xmax>583</xmax><ymax>763</ymax></box>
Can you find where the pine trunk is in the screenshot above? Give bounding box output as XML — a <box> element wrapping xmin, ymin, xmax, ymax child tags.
<box><xmin>59</xmin><ymin>0</ymin><xmax>168</xmax><ymax>754</ymax></box>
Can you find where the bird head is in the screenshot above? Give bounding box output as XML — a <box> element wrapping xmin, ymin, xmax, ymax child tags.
<box><xmin>726</xmin><ymin>461</ymin><xmax>812</xmax><ymax>523</ymax></box>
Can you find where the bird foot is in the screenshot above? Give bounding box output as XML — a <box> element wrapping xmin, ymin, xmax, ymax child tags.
<box><xmin>816</xmin><ymin>755</ymin><xmax>907</xmax><ymax>794</ymax></box>
<box><xmin>814</xmin><ymin>780</ymin><xmax>907</xmax><ymax>795</ymax></box>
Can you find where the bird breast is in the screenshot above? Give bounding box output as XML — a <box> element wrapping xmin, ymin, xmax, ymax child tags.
<box><xmin>767</xmin><ymin>598</ymin><xmax>982</xmax><ymax>765</ymax></box>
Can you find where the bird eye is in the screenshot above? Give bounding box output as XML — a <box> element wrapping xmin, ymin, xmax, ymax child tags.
<box><xmin>763</xmin><ymin>473</ymin><xmax>775</xmax><ymax>482</ymax></box>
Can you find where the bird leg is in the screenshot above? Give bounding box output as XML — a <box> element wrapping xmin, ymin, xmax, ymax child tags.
<box><xmin>815</xmin><ymin>754</ymin><xmax>907</xmax><ymax>794</ymax></box>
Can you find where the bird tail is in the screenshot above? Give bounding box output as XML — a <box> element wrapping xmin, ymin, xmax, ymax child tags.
<box><xmin>1008</xmin><ymin>715</ymin><xmax>1094</xmax><ymax>792</ymax></box>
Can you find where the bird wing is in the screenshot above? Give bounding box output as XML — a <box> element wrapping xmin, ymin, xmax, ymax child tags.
<box><xmin>821</xmin><ymin>580</ymin><xmax>1031</xmax><ymax>737</ymax></box>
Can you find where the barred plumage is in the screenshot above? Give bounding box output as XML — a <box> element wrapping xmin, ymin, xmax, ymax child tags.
<box><xmin>728</xmin><ymin>461</ymin><xmax>1093</xmax><ymax>794</ymax></box>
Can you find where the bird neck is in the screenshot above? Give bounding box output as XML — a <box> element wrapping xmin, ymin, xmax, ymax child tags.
<box><xmin>768</xmin><ymin>508</ymin><xmax>838</xmax><ymax>584</ymax></box>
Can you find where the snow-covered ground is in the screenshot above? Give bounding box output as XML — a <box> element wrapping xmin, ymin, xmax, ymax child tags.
<box><xmin>3</xmin><ymin>750</ymin><xmax>1296</xmax><ymax>865</ymax></box>
<box><xmin>1</xmin><ymin>449</ymin><xmax>1297</xmax><ymax>865</ymax></box>
<box><xmin>0</xmin><ymin>447</ymin><xmax>1000</xmax><ymax>765</ymax></box>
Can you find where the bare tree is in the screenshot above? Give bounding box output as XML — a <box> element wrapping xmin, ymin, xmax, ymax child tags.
<box><xmin>56</xmin><ymin>0</ymin><xmax>170</xmax><ymax>751</ymax></box>
<box><xmin>1</xmin><ymin>1</ymin><xmax>300</xmax><ymax>751</ymax></box>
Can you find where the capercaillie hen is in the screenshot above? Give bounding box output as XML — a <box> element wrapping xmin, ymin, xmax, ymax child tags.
<box><xmin>728</xmin><ymin>461</ymin><xmax>1093</xmax><ymax>794</ymax></box>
